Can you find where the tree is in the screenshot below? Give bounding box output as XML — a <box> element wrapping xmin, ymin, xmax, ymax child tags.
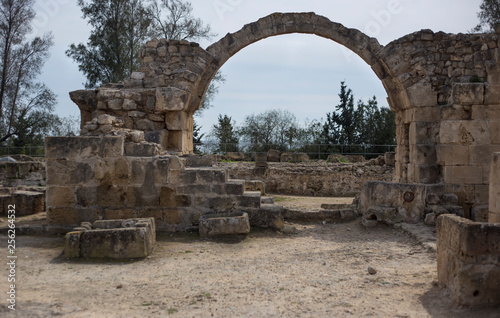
<box><xmin>239</xmin><ymin>109</ymin><xmax>301</xmax><ymax>152</ymax></box>
<box><xmin>150</xmin><ymin>0</ymin><xmax>213</xmax><ymax>41</ymax></box>
<box><xmin>472</xmin><ymin>0</ymin><xmax>500</xmax><ymax>33</ymax></box>
<box><xmin>0</xmin><ymin>0</ymin><xmax>57</xmax><ymax>146</ymax></box>
<box><xmin>320</xmin><ymin>81</ymin><xmax>356</xmax><ymax>148</ymax></box>
<box><xmin>68</xmin><ymin>0</ymin><xmax>223</xmax><ymax>112</ymax></box>
<box><xmin>211</xmin><ymin>114</ymin><xmax>239</xmax><ymax>153</ymax></box>
<box><xmin>320</xmin><ymin>82</ymin><xmax>396</xmax><ymax>156</ymax></box>
<box><xmin>66</xmin><ymin>0</ymin><xmax>154</xmax><ymax>88</ymax></box>
<box><xmin>192</xmin><ymin>119</ymin><xmax>204</xmax><ymax>153</ymax></box>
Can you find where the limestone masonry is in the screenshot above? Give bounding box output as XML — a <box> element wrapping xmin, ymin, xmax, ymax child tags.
<box><xmin>49</xmin><ymin>12</ymin><xmax>500</xmax><ymax>306</ymax></box>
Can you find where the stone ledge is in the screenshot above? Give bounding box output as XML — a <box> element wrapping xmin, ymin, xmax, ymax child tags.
<box><xmin>64</xmin><ymin>218</ymin><xmax>156</xmax><ymax>259</ymax></box>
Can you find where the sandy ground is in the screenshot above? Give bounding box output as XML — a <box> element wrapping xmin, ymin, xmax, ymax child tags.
<box><xmin>0</xmin><ymin>197</ymin><xmax>498</xmax><ymax>317</ymax></box>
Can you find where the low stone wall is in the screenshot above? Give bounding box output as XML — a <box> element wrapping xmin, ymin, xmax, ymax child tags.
<box><xmin>216</xmin><ymin>161</ymin><xmax>394</xmax><ymax>197</ymax></box>
<box><xmin>0</xmin><ymin>156</ymin><xmax>45</xmax><ymax>187</ymax></box>
<box><xmin>437</xmin><ymin>214</ymin><xmax>500</xmax><ymax>307</ymax></box>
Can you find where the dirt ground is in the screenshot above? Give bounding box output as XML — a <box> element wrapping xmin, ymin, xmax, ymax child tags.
<box><xmin>0</xmin><ymin>196</ymin><xmax>498</xmax><ymax>317</ymax></box>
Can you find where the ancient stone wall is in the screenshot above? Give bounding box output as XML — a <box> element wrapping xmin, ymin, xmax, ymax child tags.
<box><xmin>437</xmin><ymin>214</ymin><xmax>500</xmax><ymax>307</ymax></box>
<box><xmin>45</xmin><ymin>136</ymin><xmax>283</xmax><ymax>231</ymax></box>
<box><xmin>217</xmin><ymin>161</ymin><xmax>393</xmax><ymax>197</ymax></box>
<box><xmin>0</xmin><ymin>157</ymin><xmax>45</xmax><ymax>187</ymax></box>
<box><xmin>69</xmin><ymin>12</ymin><xmax>500</xmax><ymax>213</ymax></box>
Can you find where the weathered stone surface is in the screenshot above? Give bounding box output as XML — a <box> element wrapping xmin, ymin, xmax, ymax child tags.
<box><xmin>199</xmin><ymin>212</ymin><xmax>250</xmax><ymax>238</ymax></box>
<box><xmin>155</xmin><ymin>87</ymin><xmax>187</xmax><ymax>112</ymax></box>
<box><xmin>68</xmin><ymin>218</ymin><xmax>156</xmax><ymax>259</ymax></box>
<box><xmin>219</xmin><ymin>161</ymin><xmax>394</xmax><ymax>197</ymax></box>
<box><xmin>489</xmin><ymin>152</ymin><xmax>500</xmax><ymax>223</ymax></box>
<box><xmin>245</xmin><ymin>180</ymin><xmax>265</xmax><ymax>195</ymax></box>
<box><xmin>437</xmin><ymin>214</ymin><xmax>500</xmax><ymax>307</ymax></box>
<box><xmin>226</xmin><ymin>152</ymin><xmax>246</xmax><ymax>161</ymax></box>
<box><xmin>267</xmin><ymin>149</ymin><xmax>280</xmax><ymax>162</ymax></box>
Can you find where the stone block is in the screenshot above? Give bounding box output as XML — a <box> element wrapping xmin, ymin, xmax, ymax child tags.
<box><xmin>484</xmin><ymin>83</ymin><xmax>500</xmax><ymax>105</ymax></box>
<box><xmin>440</xmin><ymin>121</ymin><xmax>491</xmax><ymax>145</ymax></box>
<box><xmin>449</xmin><ymin>83</ymin><xmax>485</xmax><ymax>106</ymax></box>
<box><xmin>135</xmin><ymin>119</ymin><xmax>154</xmax><ymax>131</ymax></box>
<box><xmin>226</xmin><ymin>152</ymin><xmax>246</xmax><ymax>161</ymax></box>
<box><xmin>76</xmin><ymin>218</ymin><xmax>156</xmax><ymax>259</ymax></box>
<box><xmin>47</xmin><ymin>207</ymin><xmax>100</xmax><ymax>226</ymax></box>
<box><xmin>410</xmin><ymin>144</ymin><xmax>436</xmax><ymax>165</ymax></box>
<box><xmin>225</xmin><ymin>180</ymin><xmax>245</xmax><ymax>196</ymax></box>
<box><xmin>474</xmin><ymin>185</ymin><xmax>489</xmax><ymax>205</ymax></box>
<box><xmin>64</xmin><ymin>231</ymin><xmax>82</xmax><ymax>258</ymax></box>
<box><xmin>489</xmin><ymin>153</ymin><xmax>500</xmax><ymax>221</ymax></box>
<box><xmin>155</xmin><ymin>87</ymin><xmax>187</xmax><ymax>112</ymax></box>
<box><xmin>254</xmin><ymin>152</ymin><xmax>267</xmax><ymax>162</ymax></box>
<box><xmin>440</xmin><ymin>105</ymin><xmax>472</xmax><ymax>120</ymax></box>
<box><xmin>246</xmin><ymin>204</ymin><xmax>284</xmax><ymax>230</ymax></box>
<box><xmin>199</xmin><ymin>212</ymin><xmax>250</xmax><ymax>238</ymax></box>
<box><xmin>165</xmin><ymin>111</ymin><xmax>188</xmax><ymax>130</ymax></box>
<box><xmin>159</xmin><ymin>186</ymin><xmax>176</xmax><ymax>208</ymax></box>
<box><xmin>443</xmin><ymin>166</ymin><xmax>484</xmax><ymax>185</ymax></box>
<box><xmin>267</xmin><ymin>150</ymin><xmax>280</xmax><ymax>162</ymax></box>
<box><xmin>409</xmin><ymin>122</ymin><xmax>439</xmax><ymax>145</ymax></box>
<box><xmin>491</xmin><ymin>121</ymin><xmax>500</xmax><ymax>144</ymax></box>
<box><xmin>359</xmin><ymin>181</ymin><xmax>426</xmax><ymax>223</ymax></box>
<box><xmin>47</xmin><ymin>186</ymin><xmax>75</xmax><ymax>208</ymax></box>
<box><xmin>406</xmin><ymin>82</ymin><xmax>437</xmax><ymax>107</ymax></box>
<box><xmin>384</xmin><ymin>152</ymin><xmax>396</xmax><ymax>166</ymax></box>
<box><xmin>237</xmin><ymin>192</ymin><xmax>261</xmax><ymax>209</ymax></box>
<box><xmin>163</xmin><ymin>209</ymin><xmax>182</xmax><ymax>224</ymax></box>
<box><xmin>185</xmin><ymin>155</ymin><xmax>214</xmax><ymax>167</ymax></box>
<box><xmin>436</xmin><ymin>145</ymin><xmax>469</xmax><ymax>166</ymax></box>
<box><xmin>193</xmin><ymin>168</ymin><xmax>227</xmax><ymax>183</ymax></box>
<box><xmin>405</xmin><ymin>107</ymin><xmax>440</xmax><ymax>122</ymax></box>
<box><xmin>124</xmin><ymin>142</ymin><xmax>160</xmax><ymax>157</ymax></box>
<box><xmin>104</xmin><ymin>209</ymin><xmax>137</xmax><ymax>220</ymax></box>
<box><xmin>280</xmin><ymin>153</ymin><xmax>293</xmax><ymax>162</ymax></box>
<box><xmin>245</xmin><ymin>180</ymin><xmax>266</xmax><ymax>195</ymax></box>
<box><xmin>471</xmin><ymin>205</ymin><xmax>489</xmax><ymax>222</ymax></box>
<box><xmin>437</xmin><ymin>214</ymin><xmax>500</xmax><ymax>307</ymax></box>
<box><xmin>415</xmin><ymin>165</ymin><xmax>439</xmax><ymax>184</ymax></box>
<box><xmin>292</xmin><ymin>153</ymin><xmax>310</xmax><ymax>163</ymax></box>
<box><xmin>470</xmin><ymin>145</ymin><xmax>500</xmax><ymax>169</ymax></box>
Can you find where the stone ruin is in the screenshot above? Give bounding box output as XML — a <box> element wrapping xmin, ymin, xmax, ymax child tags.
<box><xmin>46</xmin><ymin>12</ymin><xmax>500</xmax><ymax>306</ymax></box>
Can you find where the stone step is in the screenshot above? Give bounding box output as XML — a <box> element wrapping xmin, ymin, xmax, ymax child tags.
<box><xmin>283</xmin><ymin>208</ymin><xmax>359</xmax><ymax>223</ymax></box>
<box><xmin>261</xmin><ymin>197</ymin><xmax>275</xmax><ymax>204</ymax></box>
<box><xmin>226</xmin><ymin>179</ymin><xmax>245</xmax><ymax>196</ymax></box>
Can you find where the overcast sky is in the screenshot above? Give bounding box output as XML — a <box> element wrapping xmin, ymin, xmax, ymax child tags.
<box><xmin>32</xmin><ymin>0</ymin><xmax>482</xmax><ymax>135</ymax></box>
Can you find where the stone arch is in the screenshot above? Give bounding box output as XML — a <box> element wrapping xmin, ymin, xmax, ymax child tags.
<box><xmin>186</xmin><ymin>12</ymin><xmax>405</xmax><ymax>115</ymax></box>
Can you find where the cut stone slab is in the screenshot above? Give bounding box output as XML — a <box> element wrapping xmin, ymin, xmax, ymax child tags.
<box><xmin>199</xmin><ymin>212</ymin><xmax>250</xmax><ymax>238</ymax></box>
<box><xmin>64</xmin><ymin>217</ymin><xmax>156</xmax><ymax>259</ymax></box>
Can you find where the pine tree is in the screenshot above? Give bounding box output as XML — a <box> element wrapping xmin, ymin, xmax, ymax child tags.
<box><xmin>212</xmin><ymin>114</ymin><xmax>239</xmax><ymax>153</ymax></box>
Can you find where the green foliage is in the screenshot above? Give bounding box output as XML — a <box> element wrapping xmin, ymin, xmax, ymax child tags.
<box><xmin>192</xmin><ymin>119</ymin><xmax>204</xmax><ymax>154</ymax></box>
<box><xmin>239</xmin><ymin>109</ymin><xmax>301</xmax><ymax>152</ymax></box>
<box><xmin>211</xmin><ymin>114</ymin><xmax>239</xmax><ymax>153</ymax></box>
<box><xmin>318</xmin><ymin>81</ymin><xmax>396</xmax><ymax>155</ymax></box>
<box><xmin>66</xmin><ymin>0</ymin><xmax>155</xmax><ymax>88</ymax></box>
<box><xmin>68</xmin><ymin>0</ymin><xmax>224</xmax><ymax>111</ymax></box>
<box><xmin>472</xmin><ymin>0</ymin><xmax>500</xmax><ymax>33</ymax></box>
<box><xmin>0</xmin><ymin>0</ymin><xmax>58</xmax><ymax>146</ymax></box>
